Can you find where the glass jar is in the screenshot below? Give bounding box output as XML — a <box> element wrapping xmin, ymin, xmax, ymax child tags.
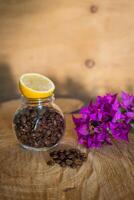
<box><xmin>13</xmin><ymin>95</ymin><xmax>65</xmax><ymax>151</ymax></box>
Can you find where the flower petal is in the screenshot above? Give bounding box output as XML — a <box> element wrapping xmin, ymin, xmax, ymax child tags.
<box><xmin>76</xmin><ymin>124</ymin><xmax>89</xmax><ymax>136</ymax></box>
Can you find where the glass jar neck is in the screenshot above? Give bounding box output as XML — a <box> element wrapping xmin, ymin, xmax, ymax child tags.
<box><xmin>21</xmin><ymin>94</ymin><xmax>55</xmax><ymax>106</ymax></box>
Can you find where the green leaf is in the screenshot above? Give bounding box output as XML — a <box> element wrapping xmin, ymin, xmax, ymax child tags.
<box><xmin>120</xmin><ymin>107</ymin><xmax>126</xmax><ymax>114</ymax></box>
<box><xmin>131</xmin><ymin>128</ymin><xmax>134</xmax><ymax>134</ymax></box>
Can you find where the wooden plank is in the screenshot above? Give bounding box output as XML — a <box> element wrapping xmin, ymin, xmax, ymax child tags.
<box><xmin>0</xmin><ymin>0</ymin><xmax>134</xmax><ymax>102</ymax></box>
<box><xmin>0</xmin><ymin>100</ymin><xmax>134</xmax><ymax>200</ymax></box>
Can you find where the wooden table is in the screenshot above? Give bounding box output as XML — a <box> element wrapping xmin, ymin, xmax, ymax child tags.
<box><xmin>0</xmin><ymin>99</ymin><xmax>134</xmax><ymax>200</ymax></box>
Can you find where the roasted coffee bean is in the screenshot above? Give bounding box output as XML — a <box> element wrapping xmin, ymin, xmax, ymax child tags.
<box><xmin>66</xmin><ymin>159</ymin><xmax>73</xmax><ymax>166</ymax></box>
<box><xmin>20</xmin><ymin>116</ymin><xmax>26</xmax><ymax>123</ymax></box>
<box><xmin>46</xmin><ymin>130</ymin><xmax>51</xmax><ymax>136</ymax></box>
<box><xmin>80</xmin><ymin>153</ymin><xmax>87</xmax><ymax>161</ymax></box>
<box><xmin>70</xmin><ymin>148</ymin><xmax>79</xmax><ymax>154</ymax></box>
<box><xmin>60</xmin><ymin>162</ymin><xmax>66</xmax><ymax>167</ymax></box>
<box><xmin>55</xmin><ymin>159</ymin><xmax>62</xmax><ymax>164</ymax></box>
<box><xmin>13</xmin><ymin>106</ymin><xmax>65</xmax><ymax>148</ymax></box>
<box><xmin>58</xmin><ymin>150</ymin><xmax>64</xmax><ymax>154</ymax></box>
<box><xmin>74</xmin><ymin>159</ymin><xmax>82</xmax><ymax>166</ymax></box>
<box><xmin>53</xmin><ymin>120</ymin><xmax>57</xmax><ymax>126</ymax></box>
<box><xmin>70</xmin><ymin>163</ymin><xmax>77</xmax><ymax>168</ymax></box>
<box><xmin>67</xmin><ymin>154</ymin><xmax>75</xmax><ymax>159</ymax></box>
<box><xmin>48</xmin><ymin>148</ymin><xmax>87</xmax><ymax>168</ymax></box>
<box><xmin>65</xmin><ymin>150</ymin><xmax>70</xmax><ymax>156</ymax></box>
<box><xmin>49</xmin><ymin>151</ymin><xmax>56</xmax><ymax>157</ymax></box>
<box><xmin>60</xmin><ymin>154</ymin><xmax>66</xmax><ymax>160</ymax></box>
<box><xmin>21</xmin><ymin>135</ymin><xmax>27</xmax><ymax>141</ymax></box>
<box><xmin>47</xmin><ymin>160</ymin><xmax>55</xmax><ymax>166</ymax></box>
<box><xmin>31</xmin><ymin>111</ymin><xmax>37</xmax><ymax>118</ymax></box>
<box><xmin>52</xmin><ymin>154</ymin><xmax>59</xmax><ymax>160</ymax></box>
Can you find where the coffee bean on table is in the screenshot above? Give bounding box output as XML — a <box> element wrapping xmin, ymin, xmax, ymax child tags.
<box><xmin>47</xmin><ymin>160</ymin><xmax>55</xmax><ymax>166</ymax></box>
<box><xmin>60</xmin><ymin>154</ymin><xmax>66</xmax><ymax>160</ymax></box>
<box><xmin>13</xmin><ymin>106</ymin><xmax>65</xmax><ymax>149</ymax></box>
<box><xmin>74</xmin><ymin>159</ymin><xmax>82</xmax><ymax>166</ymax></box>
<box><xmin>80</xmin><ymin>153</ymin><xmax>87</xmax><ymax>161</ymax></box>
<box><xmin>66</xmin><ymin>159</ymin><xmax>73</xmax><ymax>166</ymax></box>
<box><xmin>60</xmin><ymin>162</ymin><xmax>66</xmax><ymax>167</ymax></box>
<box><xmin>47</xmin><ymin>148</ymin><xmax>87</xmax><ymax>169</ymax></box>
<box><xmin>68</xmin><ymin>154</ymin><xmax>75</xmax><ymax>159</ymax></box>
<box><xmin>55</xmin><ymin>160</ymin><xmax>62</xmax><ymax>164</ymax></box>
<box><xmin>52</xmin><ymin>154</ymin><xmax>59</xmax><ymax>160</ymax></box>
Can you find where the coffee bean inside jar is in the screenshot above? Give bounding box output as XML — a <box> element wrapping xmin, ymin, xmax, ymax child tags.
<box><xmin>13</xmin><ymin>104</ymin><xmax>65</xmax><ymax>150</ymax></box>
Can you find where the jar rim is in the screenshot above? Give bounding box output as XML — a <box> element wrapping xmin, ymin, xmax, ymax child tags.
<box><xmin>21</xmin><ymin>94</ymin><xmax>55</xmax><ymax>104</ymax></box>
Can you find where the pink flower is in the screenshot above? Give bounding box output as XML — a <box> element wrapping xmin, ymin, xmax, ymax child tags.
<box><xmin>73</xmin><ymin>92</ymin><xmax>134</xmax><ymax>149</ymax></box>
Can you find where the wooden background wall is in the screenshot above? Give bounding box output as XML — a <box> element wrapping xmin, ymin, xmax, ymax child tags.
<box><xmin>0</xmin><ymin>0</ymin><xmax>134</xmax><ymax>102</ymax></box>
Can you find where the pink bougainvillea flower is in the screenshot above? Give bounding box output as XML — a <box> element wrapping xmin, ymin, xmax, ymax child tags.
<box><xmin>73</xmin><ymin>92</ymin><xmax>134</xmax><ymax>149</ymax></box>
<box><xmin>120</xmin><ymin>92</ymin><xmax>134</xmax><ymax>122</ymax></box>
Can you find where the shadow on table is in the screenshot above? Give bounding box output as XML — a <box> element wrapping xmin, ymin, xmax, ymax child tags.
<box><xmin>0</xmin><ymin>61</ymin><xmax>19</xmax><ymax>102</ymax></box>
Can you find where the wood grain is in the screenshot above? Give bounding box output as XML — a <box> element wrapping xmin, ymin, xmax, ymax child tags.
<box><xmin>0</xmin><ymin>0</ymin><xmax>134</xmax><ymax>102</ymax></box>
<box><xmin>0</xmin><ymin>100</ymin><xmax>134</xmax><ymax>200</ymax></box>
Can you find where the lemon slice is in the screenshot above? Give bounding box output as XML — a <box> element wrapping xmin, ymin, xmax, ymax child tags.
<box><xmin>19</xmin><ymin>73</ymin><xmax>55</xmax><ymax>99</ymax></box>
